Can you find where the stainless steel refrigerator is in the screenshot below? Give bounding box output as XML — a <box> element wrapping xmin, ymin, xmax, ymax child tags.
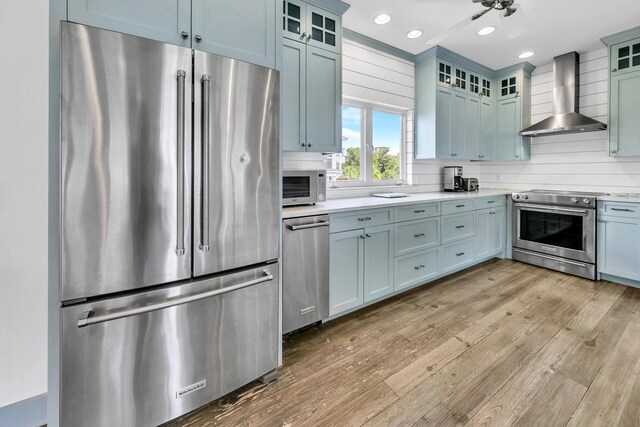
<box><xmin>57</xmin><ymin>22</ymin><xmax>280</xmax><ymax>427</ymax></box>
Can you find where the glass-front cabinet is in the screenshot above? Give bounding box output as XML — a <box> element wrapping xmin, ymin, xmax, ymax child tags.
<box><xmin>481</xmin><ymin>78</ymin><xmax>492</xmax><ymax>97</ymax></box>
<box><xmin>612</xmin><ymin>37</ymin><xmax>640</xmax><ymax>75</ymax></box>
<box><xmin>437</xmin><ymin>60</ymin><xmax>454</xmax><ymax>87</ymax></box>
<box><xmin>282</xmin><ymin>0</ymin><xmax>341</xmax><ymax>54</ymax></box>
<box><xmin>499</xmin><ymin>74</ymin><xmax>519</xmax><ymax>99</ymax></box>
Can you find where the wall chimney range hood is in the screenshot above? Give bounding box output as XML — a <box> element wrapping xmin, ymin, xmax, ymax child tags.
<box><xmin>520</xmin><ymin>52</ymin><xmax>607</xmax><ymax>137</ymax></box>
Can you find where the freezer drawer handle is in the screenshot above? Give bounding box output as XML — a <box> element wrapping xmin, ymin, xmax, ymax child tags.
<box><xmin>287</xmin><ymin>221</ymin><xmax>330</xmax><ymax>231</ymax></box>
<box><xmin>77</xmin><ymin>270</ymin><xmax>274</xmax><ymax>328</ymax></box>
<box><xmin>176</xmin><ymin>70</ymin><xmax>186</xmax><ymax>256</ymax></box>
<box><xmin>199</xmin><ymin>74</ymin><xmax>211</xmax><ymax>252</ymax></box>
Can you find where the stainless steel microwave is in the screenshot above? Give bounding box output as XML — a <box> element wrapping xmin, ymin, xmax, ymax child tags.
<box><xmin>283</xmin><ymin>170</ymin><xmax>327</xmax><ymax>206</ymax></box>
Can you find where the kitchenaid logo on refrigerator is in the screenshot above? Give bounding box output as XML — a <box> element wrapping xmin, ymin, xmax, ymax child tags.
<box><xmin>176</xmin><ymin>380</ymin><xmax>207</xmax><ymax>399</ymax></box>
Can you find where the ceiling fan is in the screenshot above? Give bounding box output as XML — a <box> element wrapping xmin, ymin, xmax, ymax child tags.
<box><xmin>471</xmin><ymin>0</ymin><xmax>520</xmax><ymax>21</ymax></box>
<box><xmin>417</xmin><ymin>0</ymin><xmax>529</xmax><ymax>43</ymax></box>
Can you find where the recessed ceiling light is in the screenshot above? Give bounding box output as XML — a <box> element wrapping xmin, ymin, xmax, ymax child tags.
<box><xmin>406</xmin><ymin>29</ymin><xmax>423</xmax><ymax>39</ymax></box>
<box><xmin>519</xmin><ymin>51</ymin><xmax>535</xmax><ymax>59</ymax></box>
<box><xmin>477</xmin><ymin>26</ymin><xmax>496</xmax><ymax>36</ymax></box>
<box><xmin>374</xmin><ymin>13</ymin><xmax>391</xmax><ymax>25</ymax></box>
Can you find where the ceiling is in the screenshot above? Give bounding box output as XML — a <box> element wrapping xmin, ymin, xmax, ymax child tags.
<box><xmin>342</xmin><ymin>0</ymin><xmax>640</xmax><ymax>69</ymax></box>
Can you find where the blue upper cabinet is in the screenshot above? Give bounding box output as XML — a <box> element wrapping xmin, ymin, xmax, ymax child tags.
<box><xmin>191</xmin><ymin>0</ymin><xmax>277</xmax><ymax>68</ymax></box>
<box><xmin>283</xmin><ymin>0</ymin><xmax>341</xmax><ymax>54</ymax></box>
<box><xmin>602</xmin><ymin>30</ymin><xmax>640</xmax><ymax>158</ymax></box>
<box><xmin>493</xmin><ymin>68</ymin><xmax>532</xmax><ymax>161</ymax></box>
<box><xmin>68</xmin><ymin>0</ymin><xmax>192</xmax><ymax>47</ymax></box>
<box><xmin>67</xmin><ymin>0</ymin><xmax>278</xmax><ymax>68</ymax></box>
<box><xmin>306</xmin><ymin>46</ymin><xmax>341</xmax><ymax>153</ymax></box>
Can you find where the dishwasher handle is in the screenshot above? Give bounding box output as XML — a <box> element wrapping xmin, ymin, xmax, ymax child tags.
<box><xmin>287</xmin><ymin>221</ymin><xmax>330</xmax><ymax>231</ymax></box>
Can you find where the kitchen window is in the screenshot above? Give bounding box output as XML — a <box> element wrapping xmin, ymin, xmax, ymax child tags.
<box><xmin>327</xmin><ymin>102</ymin><xmax>405</xmax><ymax>187</ymax></box>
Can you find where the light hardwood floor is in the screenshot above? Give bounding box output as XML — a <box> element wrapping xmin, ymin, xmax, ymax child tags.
<box><xmin>165</xmin><ymin>259</ymin><xmax>640</xmax><ymax>426</ymax></box>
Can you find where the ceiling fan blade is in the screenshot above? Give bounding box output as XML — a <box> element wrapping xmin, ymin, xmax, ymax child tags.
<box><xmin>472</xmin><ymin>6</ymin><xmax>493</xmax><ymax>20</ymax></box>
<box><xmin>500</xmin><ymin>3</ymin><xmax>529</xmax><ymax>39</ymax></box>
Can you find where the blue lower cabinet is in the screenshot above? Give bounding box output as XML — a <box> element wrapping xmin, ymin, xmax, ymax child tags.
<box><xmin>394</xmin><ymin>248</ymin><xmax>440</xmax><ymax>291</ymax></box>
<box><xmin>597</xmin><ymin>214</ymin><xmax>640</xmax><ymax>281</ymax></box>
<box><xmin>364</xmin><ymin>225</ymin><xmax>394</xmax><ymax>303</ymax></box>
<box><xmin>476</xmin><ymin>207</ymin><xmax>505</xmax><ymax>259</ymax></box>
<box><xmin>394</xmin><ymin>217</ymin><xmax>440</xmax><ymax>257</ymax></box>
<box><xmin>442</xmin><ymin>239</ymin><xmax>475</xmax><ymax>274</ymax></box>
<box><xmin>329</xmin><ymin>229</ymin><xmax>365</xmax><ymax>316</ymax></box>
<box><xmin>441</xmin><ymin>212</ymin><xmax>475</xmax><ymax>244</ymax></box>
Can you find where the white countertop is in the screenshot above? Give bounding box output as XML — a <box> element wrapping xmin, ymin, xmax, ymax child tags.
<box><xmin>282</xmin><ymin>189</ymin><xmax>513</xmax><ymax>218</ymax></box>
<box><xmin>597</xmin><ymin>194</ymin><xmax>640</xmax><ymax>203</ymax></box>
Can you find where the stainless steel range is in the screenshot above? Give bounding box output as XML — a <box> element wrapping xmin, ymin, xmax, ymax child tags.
<box><xmin>512</xmin><ymin>190</ymin><xmax>608</xmax><ymax>279</ymax></box>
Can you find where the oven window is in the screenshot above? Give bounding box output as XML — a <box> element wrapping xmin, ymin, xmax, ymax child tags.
<box><xmin>520</xmin><ymin>210</ymin><xmax>584</xmax><ymax>251</ymax></box>
<box><xmin>283</xmin><ymin>176</ymin><xmax>310</xmax><ymax>199</ymax></box>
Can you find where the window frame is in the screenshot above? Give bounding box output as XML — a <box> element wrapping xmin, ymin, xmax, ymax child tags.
<box><xmin>330</xmin><ymin>99</ymin><xmax>407</xmax><ymax>188</ymax></box>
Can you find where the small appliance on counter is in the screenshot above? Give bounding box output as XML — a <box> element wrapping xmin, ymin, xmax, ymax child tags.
<box><xmin>443</xmin><ymin>166</ymin><xmax>464</xmax><ymax>192</ymax></box>
<box><xmin>463</xmin><ymin>178</ymin><xmax>479</xmax><ymax>192</ymax></box>
<box><xmin>283</xmin><ymin>169</ymin><xmax>327</xmax><ymax>206</ymax></box>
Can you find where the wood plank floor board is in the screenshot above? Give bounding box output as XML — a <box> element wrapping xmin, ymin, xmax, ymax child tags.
<box><xmin>162</xmin><ymin>261</ymin><xmax>640</xmax><ymax>427</ymax></box>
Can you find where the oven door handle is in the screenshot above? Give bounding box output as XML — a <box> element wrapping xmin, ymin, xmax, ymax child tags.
<box><xmin>514</xmin><ymin>203</ymin><xmax>589</xmax><ymax>215</ymax></box>
<box><xmin>513</xmin><ymin>249</ymin><xmax>588</xmax><ymax>268</ymax></box>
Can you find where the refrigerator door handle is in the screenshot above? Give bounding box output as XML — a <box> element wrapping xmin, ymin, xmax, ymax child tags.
<box><xmin>200</xmin><ymin>74</ymin><xmax>211</xmax><ymax>252</ymax></box>
<box><xmin>176</xmin><ymin>70</ymin><xmax>186</xmax><ymax>256</ymax></box>
<box><xmin>77</xmin><ymin>270</ymin><xmax>275</xmax><ymax>328</ymax></box>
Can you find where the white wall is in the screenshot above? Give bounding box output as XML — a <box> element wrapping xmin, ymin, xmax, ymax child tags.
<box><xmin>0</xmin><ymin>0</ymin><xmax>49</xmax><ymax>408</ymax></box>
<box><xmin>284</xmin><ymin>38</ymin><xmax>482</xmax><ymax>198</ymax></box>
<box><xmin>482</xmin><ymin>48</ymin><xmax>640</xmax><ymax>193</ymax></box>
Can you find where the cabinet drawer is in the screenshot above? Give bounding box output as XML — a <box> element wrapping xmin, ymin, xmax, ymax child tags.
<box><xmin>394</xmin><ymin>203</ymin><xmax>440</xmax><ymax>222</ymax></box>
<box><xmin>441</xmin><ymin>212</ymin><xmax>476</xmax><ymax>244</ymax></box>
<box><xmin>442</xmin><ymin>199</ymin><xmax>475</xmax><ymax>215</ymax></box>
<box><xmin>330</xmin><ymin>209</ymin><xmax>393</xmax><ymax>233</ymax></box>
<box><xmin>442</xmin><ymin>239</ymin><xmax>475</xmax><ymax>273</ymax></box>
<box><xmin>394</xmin><ymin>248</ymin><xmax>440</xmax><ymax>291</ymax></box>
<box><xmin>394</xmin><ymin>218</ymin><xmax>440</xmax><ymax>257</ymax></box>
<box><xmin>475</xmin><ymin>196</ymin><xmax>506</xmax><ymax>209</ymax></box>
<box><xmin>598</xmin><ymin>201</ymin><xmax>640</xmax><ymax>218</ymax></box>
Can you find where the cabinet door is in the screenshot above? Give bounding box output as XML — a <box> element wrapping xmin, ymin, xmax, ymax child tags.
<box><xmin>481</xmin><ymin>78</ymin><xmax>492</xmax><ymax>98</ymax></box>
<box><xmin>330</xmin><ymin>230</ymin><xmax>365</xmax><ymax>315</ymax></box>
<box><xmin>611</xmin><ymin>38</ymin><xmax>640</xmax><ymax>76</ymax></box>
<box><xmin>306</xmin><ymin>46</ymin><xmax>341</xmax><ymax>153</ymax></box>
<box><xmin>306</xmin><ymin>4</ymin><xmax>341</xmax><ymax>54</ymax></box>
<box><xmin>68</xmin><ymin>0</ymin><xmax>191</xmax><ymax>47</ymax></box>
<box><xmin>479</xmin><ymin>98</ymin><xmax>494</xmax><ymax>160</ymax></box>
<box><xmin>452</xmin><ymin>67</ymin><xmax>468</xmax><ymax>93</ymax></box>
<box><xmin>498</xmin><ymin>75</ymin><xmax>519</xmax><ymax>99</ymax></box>
<box><xmin>476</xmin><ymin>207</ymin><xmax>505</xmax><ymax>260</ymax></box>
<box><xmin>435</xmin><ymin>87</ymin><xmax>453</xmax><ymax>159</ymax></box>
<box><xmin>466</xmin><ymin>96</ymin><xmax>481</xmax><ymax>160</ymax></box>
<box><xmin>192</xmin><ymin>0</ymin><xmax>276</xmax><ymax>68</ymax></box>
<box><xmin>437</xmin><ymin>59</ymin><xmax>454</xmax><ymax>88</ymax></box>
<box><xmin>282</xmin><ymin>39</ymin><xmax>307</xmax><ymax>151</ymax></box>
<box><xmin>468</xmin><ymin>73</ymin><xmax>481</xmax><ymax>97</ymax></box>
<box><xmin>364</xmin><ymin>225</ymin><xmax>394</xmax><ymax>303</ymax></box>
<box><xmin>451</xmin><ymin>92</ymin><xmax>467</xmax><ymax>158</ymax></box>
<box><xmin>282</xmin><ymin>0</ymin><xmax>306</xmax><ymax>42</ymax></box>
<box><xmin>598</xmin><ymin>216</ymin><xmax>640</xmax><ymax>281</ymax></box>
<box><xmin>610</xmin><ymin>71</ymin><xmax>640</xmax><ymax>157</ymax></box>
<box><xmin>495</xmin><ymin>97</ymin><xmax>523</xmax><ymax>160</ymax></box>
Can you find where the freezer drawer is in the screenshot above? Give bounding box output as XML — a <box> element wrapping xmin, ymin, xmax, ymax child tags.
<box><xmin>60</xmin><ymin>264</ymin><xmax>279</xmax><ymax>427</ymax></box>
<box><xmin>282</xmin><ymin>216</ymin><xmax>330</xmax><ymax>334</ymax></box>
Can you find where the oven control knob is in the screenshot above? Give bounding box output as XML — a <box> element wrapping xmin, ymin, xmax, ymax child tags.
<box><xmin>571</xmin><ymin>197</ymin><xmax>579</xmax><ymax>203</ymax></box>
<box><xmin>514</xmin><ymin>194</ymin><xmax>520</xmax><ymax>199</ymax></box>
<box><xmin>583</xmin><ymin>198</ymin><xmax>591</xmax><ymax>204</ymax></box>
<box><xmin>523</xmin><ymin>195</ymin><xmax>529</xmax><ymax>200</ymax></box>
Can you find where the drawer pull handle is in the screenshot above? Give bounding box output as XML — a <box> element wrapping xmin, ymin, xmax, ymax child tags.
<box><xmin>489</xmin><ymin>211</ymin><xmax>496</xmax><ymax>215</ymax></box>
<box><xmin>414</xmin><ymin>265</ymin><xmax>426</xmax><ymax>270</ymax></box>
<box><xmin>358</xmin><ymin>217</ymin><xmax>372</xmax><ymax>221</ymax></box>
<box><xmin>487</xmin><ymin>201</ymin><xmax>496</xmax><ymax>204</ymax></box>
<box><xmin>610</xmin><ymin>208</ymin><xmax>634</xmax><ymax>212</ymax></box>
<box><xmin>456</xmin><ymin>252</ymin><xmax>465</xmax><ymax>257</ymax></box>
<box><xmin>455</xmin><ymin>225</ymin><xmax>465</xmax><ymax>229</ymax></box>
<box><xmin>456</xmin><ymin>204</ymin><xmax>465</xmax><ymax>208</ymax></box>
<box><xmin>414</xmin><ymin>233</ymin><xmax>426</xmax><ymax>238</ymax></box>
<box><xmin>414</xmin><ymin>209</ymin><xmax>426</xmax><ymax>213</ymax></box>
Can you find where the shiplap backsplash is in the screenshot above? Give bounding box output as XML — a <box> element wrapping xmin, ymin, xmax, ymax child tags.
<box><xmin>284</xmin><ymin>38</ymin><xmax>482</xmax><ymax>198</ymax></box>
<box><xmin>483</xmin><ymin>47</ymin><xmax>640</xmax><ymax>193</ymax></box>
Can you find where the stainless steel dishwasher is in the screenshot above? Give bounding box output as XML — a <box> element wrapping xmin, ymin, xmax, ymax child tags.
<box><xmin>282</xmin><ymin>215</ymin><xmax>330</xmax><ymax>334</ymax></box>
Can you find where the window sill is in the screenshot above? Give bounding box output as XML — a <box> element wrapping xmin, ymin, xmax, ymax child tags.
<box><xmin>327</xmin><ymin>183</ymin><xmax>411</xmax><ymax>191</ymax></box>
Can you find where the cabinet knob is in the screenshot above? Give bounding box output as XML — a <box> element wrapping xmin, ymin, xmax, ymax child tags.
<box><xmin>360</xmin><ymin>234</ymin><xmax>366</xmax><ymax>239</ymax></box>
<box><xmin>307</xmin><ymin>143</ymin><xmax>313</xmax><ymax>147</ymax></box>
<box><xmin>612</xmin><ymin>68</ymin><xmax>618</xmax><ymax>72</ymax></box>
<box><xmin>365</xmin><ymin>233</ymin><xmax>372</xmax><ymax>238</ymax></box>
<box><xmin>301</xmin><ymin>32</ymin><xmax>307</xmax><ymax>40</ymax></box>
<box><xmin>301</xmin><ymin>142</ymin><xmax>307</xmax><ymax>147</ymax></box>
<box><xmin>611</xmin><ymin>149</ymin><xmax>618</xmax><ymax>154</ymax></box>
<box><xmin>181</xmin><ymin>31</ymin><xmax>189</xmax><ymax>39</ymax></box>
<box><xmin>307</xmin><ymin>34</ymin><xmax>312</xmax><ymax>42</ymax></box>
<box><xmin>194</xmin><ymin>34</ymin><xmax>202</xmax><ymax>42</ymax></box>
